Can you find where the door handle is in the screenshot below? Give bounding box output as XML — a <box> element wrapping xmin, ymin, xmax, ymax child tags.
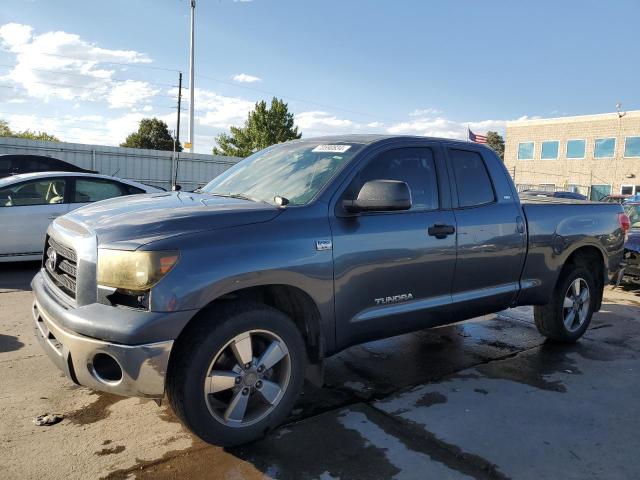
<box><xmin>428</xmin><ymin>223</ymin><xmax>455</xmax><ymax>239</ymax></box>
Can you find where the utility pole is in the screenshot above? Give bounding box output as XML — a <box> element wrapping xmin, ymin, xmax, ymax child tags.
<box><xmin>173</xmin><ymin>72</ymin><xmax>183</xmax><ymax>189</ymax></box>
<box><xmin>187</xmin><ymin>0</ymin><xmax>195</xmax><ymax>153</ymax></box>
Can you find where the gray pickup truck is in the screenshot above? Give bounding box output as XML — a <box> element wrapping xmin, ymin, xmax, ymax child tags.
<box><xmin>32</xmin><ymin>135</ymin><xmax>627</xmax><ymax>446</ymax></box>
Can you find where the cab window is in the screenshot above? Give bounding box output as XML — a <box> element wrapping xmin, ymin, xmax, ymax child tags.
<box><xmin>354</xmin><ymin>147</ymin><xmax>439</xmax><ymax>211</ymax></box>
<box><xmin>0</xmin><ymin>179</ymin><xmax>66</xmax><ymax>207</ymax></box>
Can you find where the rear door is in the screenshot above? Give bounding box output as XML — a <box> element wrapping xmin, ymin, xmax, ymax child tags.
<box><xmin>331</xmin><ymin>143</ymin><xmax>457</xmax><ymax>347</ymax></box>
<box><xmin>445</xmin><ymin>145</ymin><xmax>526</xmax><ymax>319</ymax></box>
<box><xmin>0</xmin><ymin>177</ymin><xmax>70</xmax><ymax>257</ymax></box>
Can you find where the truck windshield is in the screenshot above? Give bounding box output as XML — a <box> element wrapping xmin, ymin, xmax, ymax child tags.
<box><xmin>201</xmin><ymin>142</ymin><xmax>361</xmax><ymax>206</ymax></box>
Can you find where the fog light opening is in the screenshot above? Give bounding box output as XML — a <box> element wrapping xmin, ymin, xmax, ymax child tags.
<box><xmin>92</xmin><ymin>353</ymin><xmax>123</xmax><ymax>383</ymax></box>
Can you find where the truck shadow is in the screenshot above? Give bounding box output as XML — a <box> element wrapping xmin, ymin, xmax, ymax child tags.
<box><xmin>0</xmin><ymin>261</ymin><xmax>40</xmax><ymax>291</ymax></box>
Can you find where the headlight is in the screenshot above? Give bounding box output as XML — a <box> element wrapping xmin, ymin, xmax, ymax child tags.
<box><xmin>97</xmin><ymin>249</ymin><xmax>179</xmax><ymax>291</ymax></box>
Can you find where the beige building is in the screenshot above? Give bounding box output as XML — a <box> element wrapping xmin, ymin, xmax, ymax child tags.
<box><xmin>504</xmin><ymin>110</ymin><xmax>640</xmax><ymax>200</ymax></box>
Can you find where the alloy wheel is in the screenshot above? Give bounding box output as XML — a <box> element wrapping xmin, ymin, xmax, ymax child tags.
<box><xmin>203</xmin><ymin>329</ymin><xmax>291</xmax><ymax>427</ymax></box>
<box><xmin>562</xmin><ymin>278</ymin><xmax>590</xmax><ymax>333</ymax></box>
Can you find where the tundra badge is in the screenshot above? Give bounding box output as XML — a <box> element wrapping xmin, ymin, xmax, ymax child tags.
<box><xmin>375</xmin><ymin>293</ymin><xmax>414</xmax><ymax>305</ymax></box>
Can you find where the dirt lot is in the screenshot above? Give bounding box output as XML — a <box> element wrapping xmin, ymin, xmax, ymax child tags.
<box><xmin>1</xmin><ymin>262</ymin><xmax>640</xmax><ymax>479</ymax></box>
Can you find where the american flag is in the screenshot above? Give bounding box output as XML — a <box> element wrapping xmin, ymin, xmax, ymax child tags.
<box><xmin>468</xmin><ymin>128</ymin><xmax>487</xmax><ymax>144</ymax></box>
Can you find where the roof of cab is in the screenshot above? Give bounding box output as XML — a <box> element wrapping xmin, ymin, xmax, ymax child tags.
<box><xmin>295</xmin><ymin>134</ymin><xmax>480</xmax><ymax>147</ymax></box>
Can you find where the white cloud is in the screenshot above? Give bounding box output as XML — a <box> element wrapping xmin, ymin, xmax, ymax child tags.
<box><xmin>386</xmin><ymin>114</ymin><xmax>508</xmax><ymax>139</ymax></box>
<box><xmin>295</xmin><ymin>111</ymin><xmax>359</xmax><ymax>136</ymax></box>
<box><xmin>232</xmin><ymin>73</ymin><xmax>262</xmax><ymax>83</ymax></box>
<box><xmin>0</xmin><ymin>23</ymin><xmax>33</xmax><ymax>48</ymax></box>
<box><xmin>107</xmin><ymin>80</ymin><xmax>159</xmax><ymax>109</ymax></box>
<box><xmin>181</xmin><ymin>87</ymin><xmax>255</xmax><ymax>129</ymax></box>
<box><xmin>409</xmin><ymin>108</ymin><xmax>442</xmax><ymax>117</ymax></box>
<box><xmin>0</xmin><ymin>23</ymin><xmax>153</xmax><ymax>106</ymax></box>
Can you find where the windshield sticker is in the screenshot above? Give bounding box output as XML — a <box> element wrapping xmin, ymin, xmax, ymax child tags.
<box><xmin>312</xmin><ymin>145</ymin><xmax>352</xmax><ymax>153</ymax></box>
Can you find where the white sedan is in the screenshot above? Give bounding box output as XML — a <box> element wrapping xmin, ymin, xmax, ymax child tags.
<box><xmin>0</xmin><ymin>172</ymin><xmax>163</xmax><ymax>262</ymax></box>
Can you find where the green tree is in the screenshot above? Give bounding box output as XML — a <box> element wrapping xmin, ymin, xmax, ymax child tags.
<box><xmin>213</xmin><ymin>97</ymin><xmax>301</xmax><ymax>157</ymax></box>
<box><xmin>0</xmin><ymin>119</ymin><xmax>60</xmax><ymax>141</ymax></box>
<box><xmin>0</xmin><ymin>119</ymin><xmax>11</xmax><ymax>137</ymax></box>
<box><xmin>121</xmin><ymin>118</ymin><xmax>181</xmax><ymax>151</ymax></box>
<box><xmin>486</xmin><ymin>131</ymin><xmax>505</xmax><ymax>160</ymax></box>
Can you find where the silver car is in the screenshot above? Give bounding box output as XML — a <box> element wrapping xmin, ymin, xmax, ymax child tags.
<box><xmin>0</xmin><ymin>171</ymin><xmax>162</xmax><ymax>262</ymax></box>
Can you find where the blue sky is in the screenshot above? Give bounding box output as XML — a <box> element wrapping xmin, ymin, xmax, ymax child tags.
<box><xmin>1</xmin><ymin>0</ymin><xmax>639</xmax><ymax>153</ymax></box>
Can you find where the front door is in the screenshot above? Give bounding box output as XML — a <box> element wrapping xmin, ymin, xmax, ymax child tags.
<box><xmin>0</xmin><ymin>177</ymin><xmax>70</xmax><ymax>257</ymax></box>
<box><xmin>330</xmin><ymin>145</ymin><xmax>457</xmax><ymax>348</ymax></box>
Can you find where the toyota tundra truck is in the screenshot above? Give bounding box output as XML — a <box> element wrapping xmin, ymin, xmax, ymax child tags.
<box><xmin>32</xmin><ymin>135</ymin><xmax>628</xmax><ymax>446</ymax></box>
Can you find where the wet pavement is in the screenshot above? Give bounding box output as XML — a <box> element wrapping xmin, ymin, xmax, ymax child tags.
<box><xmin>1</xmin><ymin>262</ymin><xmax>639</xmax><ymax>479</ymax></box>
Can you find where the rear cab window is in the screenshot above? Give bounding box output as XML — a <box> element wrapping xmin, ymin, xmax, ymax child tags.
<box><xmin>448</xmin><ymin>149</ymin><xmax>495</xmax><ymax>207</ymax></box>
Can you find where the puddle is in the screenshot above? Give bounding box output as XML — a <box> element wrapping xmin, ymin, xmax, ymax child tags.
<box><xmin>65</xmin><ymin>392</ymin><xmax>125</xmax><ymax>425</ymax></box>
<box><xmin>415</xmin><ymin>391</ymin><xmax>447</xmax><ymax>407</ymax></box>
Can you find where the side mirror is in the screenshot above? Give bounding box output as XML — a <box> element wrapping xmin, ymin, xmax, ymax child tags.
<box><xmin>171</xmin><ymin>184</ymin><xmax>182</xmax><ymax>191</ymax></box>
<box><xmin>343</xmin><ymin>179</ymin><xmax>412</xmax><ymax>213</ymax></box>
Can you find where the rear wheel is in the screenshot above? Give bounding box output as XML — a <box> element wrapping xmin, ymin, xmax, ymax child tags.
<box><xmin>167</xmin><ymin>303</ymin><xmax>306</xmax><ymax>446</ymax></box>
<box><xmin>534</xmin><ymin>265</ymin><xmax>595</xmax><ymax>342</ymax></box>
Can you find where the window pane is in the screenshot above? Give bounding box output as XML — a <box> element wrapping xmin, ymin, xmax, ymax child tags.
<box><xmin>358</xmin><ymin>148</ymin><xmax>439</xmax><ymax>210</ymax></box>
<box><xmin>541</xmin><ymin>141</ymin><xmax>559</xmax><ymax>159</ymax></box>
<box><xmin>74</xmin><ymin>179</ymin><xmax>124</xmax><ymax>203</ymax></box>
<box><xmin>624</xmin><ymin>137</ymin><xmax>640</xmax><ymax>157</ymax></box>
<box><xmin>566</xmin><ymin>139</ymin><xmax>585</xmax><ymax>159</ymax></box>
<box><xmin>517</xmin><ymin>142</ymin><xmax>534</xmax><ymax>160</ymax></box>
<box><xmin>594</xmin><ymin>138</ymin><xmax>615</xmax><ymax>158</ymax></box>
<box><xmin>450</xmin><ymin>149</ymin><xmax>494</xmax><ymax>207</ymax></box>
<box><xmin>621</xmin><ymin>186</ymin><xmax>633</xmax><ymax>195</ymax></box>
<box><xmin>0</xmin><ymin>179</ymin><xmax>66</xmax><ymax>207</ymax></box>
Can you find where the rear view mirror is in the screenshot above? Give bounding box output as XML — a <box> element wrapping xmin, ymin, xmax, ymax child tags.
<box><xmin>344</xmin><ymin>180</ymin><xmax>412</xmax><ymax>213</ymax></box>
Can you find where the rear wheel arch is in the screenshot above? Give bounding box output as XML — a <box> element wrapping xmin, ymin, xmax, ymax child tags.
<box><xmin>560</xmin><ymin>245</ymin><xmax>606</xmax><ymax>311</ymax></box>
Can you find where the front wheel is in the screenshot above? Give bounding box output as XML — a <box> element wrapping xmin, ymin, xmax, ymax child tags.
<box><xmin>167</xmin><ymin>303</ymin><xmax>306</xmax><ymax>446</ymax></box>
<box><xmin>534</xmin><ymin>265</ymin><xmax>596</xmax><ymax>342</ymax></box>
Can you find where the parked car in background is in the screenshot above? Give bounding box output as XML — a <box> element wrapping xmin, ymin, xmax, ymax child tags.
<box><xmin>601</xmin><ymin>194</ymin><xmax>632</xmax><ymax>204</ymax></box>
<box><xmin>622</xmin><ymin>202</ymin><xmax>640</xmax><ymax>285</ymax></box>
<box><xmin>0</xmin><ymin>172</ymin><xmax>162</xmax><ymax>262</ymax></box>
<box><xmin>520</xmin><ymin>189</ymin><xmax>587</xmax><ymax>200</ymax></box>
<box><xmin>0</xmin><ymin>154</ymin><xmax>96</xmax><ymax>178</ymax></box>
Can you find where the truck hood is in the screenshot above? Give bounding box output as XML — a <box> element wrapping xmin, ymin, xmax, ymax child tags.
<box><xmin>63</xmin><ymin>191</ymin><xmax>281</xmax><ymax>248</ymax></box>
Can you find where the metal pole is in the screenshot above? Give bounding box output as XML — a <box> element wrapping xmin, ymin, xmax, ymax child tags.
<box><xmin>188</xmin><ymin>0</ymin><xmax>195</xmax><ymax>153</ymax></box>
<box><xmin>174</xmin><ymin>72</ymin><xmax>182</xmax><ymax>188</ymax></box>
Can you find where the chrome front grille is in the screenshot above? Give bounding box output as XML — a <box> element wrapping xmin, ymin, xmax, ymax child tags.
<box><xmin>45</xmin><ymin>236</ymin><xmax>78</xmax><ymax>299</ymax></box>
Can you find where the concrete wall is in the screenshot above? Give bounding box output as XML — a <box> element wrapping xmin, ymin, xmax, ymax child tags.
<box><xmin>504</xmin><ymin>111</ymin><xmax>640</xmax><ymax>199</ymax></box>
<box><xmin>0</xmin><ymin>137</ymin><xmax>242</xmax><ymax>191</ymax></box>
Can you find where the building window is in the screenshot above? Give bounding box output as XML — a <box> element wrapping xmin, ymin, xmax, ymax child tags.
<box><xmin>518</xmin><ymin>142</ymin><xmax>534</xmax><ymax>160</ymax></box>
<box><xmin>541</xmin><ymin>141</ymin><xmax>559</xmax><ymax>160</ymax></box>
<box><xmin>566</xmin><ymin>139</ymin><xmax>585</xmax><ymax>159</ymax></box>
<box><xmin>621</xmin><ymin>185</ymin><xmax>640</xmax><ymax>195</ymax></box>
<box><xmin>624</xmin><ymin>137</ymin><xmax>640</xmax><ymax>158</ymax></box>
<box><xmin>594</xmin><ymin>138</ymin><xmax>616</xmax><ymax>158</ymax></box>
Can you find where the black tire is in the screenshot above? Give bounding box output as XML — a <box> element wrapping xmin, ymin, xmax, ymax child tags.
<box><xmin>166</xmin><ymin>302</ymin><xmax>306</xmax><ymax>446</ymax></box>
<box><xmin>534</xmin><ymin>265</ymin><xmax>596</xmax><ymax>342</ymax></box>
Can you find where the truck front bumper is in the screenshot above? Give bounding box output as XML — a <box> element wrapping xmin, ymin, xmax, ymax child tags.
<box><xmin>32</xmin><ymin>275</ymin><xmax>173</xmax><ymax>399</ymax></box>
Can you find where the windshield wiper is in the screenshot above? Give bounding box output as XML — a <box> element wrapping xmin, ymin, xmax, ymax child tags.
<box><xmin>208</xmin><ymin>192</ymin><xmax>273</xmax><ymax>206</ymax></box>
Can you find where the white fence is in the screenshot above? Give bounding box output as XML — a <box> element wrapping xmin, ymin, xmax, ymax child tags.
<box><xmin>0</xmin><ymin>137</ymin><xmax>242</xmax><ymax>191</ymax></box>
